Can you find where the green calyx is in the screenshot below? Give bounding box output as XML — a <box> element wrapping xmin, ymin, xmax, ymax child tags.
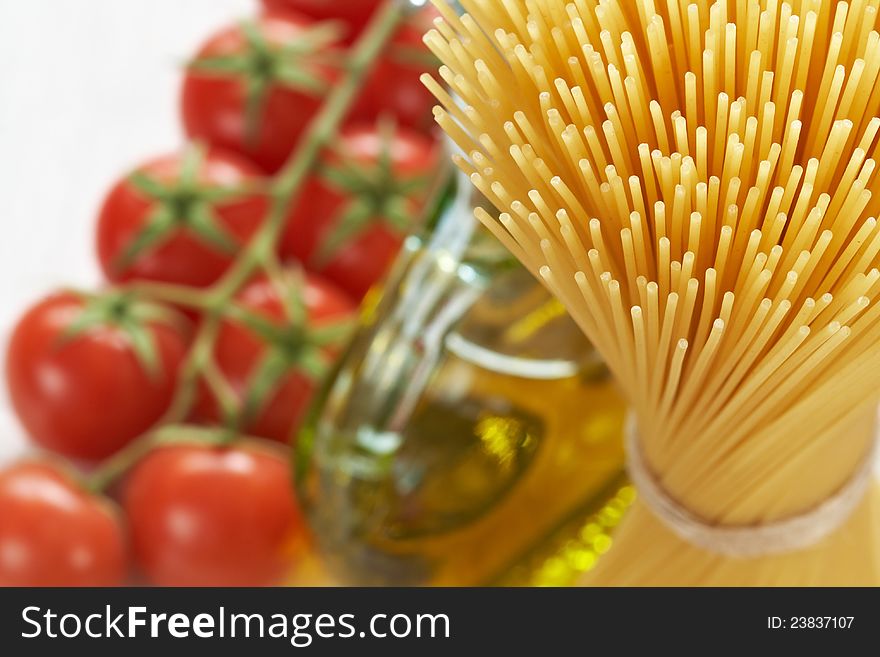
<box><xmin>188</xmin><ymin>19</ymin><xmax>343</xmax><ymax>145</ymax></box>
<box><xmin>227</xmin><ymin>270</ymin><xmax>353</xmax><ymax>425</ymax></box>
<box><xmin>315</xmin><ymin>122</ymin><xmax>429</xmax><ymax>264</ymax></box>
<box><xmin>60</xmin><ymin>290</ymin><xmax>188</xmax><ymax>380</ymax></box>
<box><xmin>387</xmin><ymin>41</ymin><xmax>441</xmax><ymax>70</ymax></box>
<box><xmin>115</xmin><ymin>143</ymin><xmax>256</xmax><ymax>274</ymax></box>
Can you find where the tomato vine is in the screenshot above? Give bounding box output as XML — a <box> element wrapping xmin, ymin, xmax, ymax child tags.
<box><xmin>86</xmin><ymin>0</ymin><xmax>412</xmax><ymax>493</ymax></box>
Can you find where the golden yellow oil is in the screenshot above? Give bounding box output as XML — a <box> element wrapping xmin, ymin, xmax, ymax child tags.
<box><xmin>295</xmin><ymin>324</ymin><xmax>627</xmax><ymax>585</ymax></box>
<box><xmin>293</xmin><ymin>238</ymin><xmax>629</xmax><ymax>586</ymax></box>
<box><xmin>367</xmin><ymin>353</ymin><xmax>628</xmax><ymax>586</ymax></box>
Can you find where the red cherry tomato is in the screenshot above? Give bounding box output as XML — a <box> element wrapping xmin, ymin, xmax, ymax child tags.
<box><xmin>0</xmin><ymin>462</ymin><xmax>127</xmax><ymax>586</ymax></box>
<box><xmin>181</xmin><ymin>13</ymin><xmax>345</xmax><ymax>173</ymax></box>
<box><xmin>5</xmin><ymin>292</ymin><xmax>191</xmax><ymax>461</ymax></box>
<box><xmin>195</xmin><ymin>273</ymin><xmax>354</xmax><ymax>444</ymax></box>
<box><xmin>261</xmin><ymin>0</ymin><xmax>380</xmax><ymax>42</ymax></box>
<box><xmin>96</xmin><ymin>147</ymin><xmax>268</xmax><ymax>289</ymax></box>
<box><xmin>123</xmin><ymin>442</ymin><xmax>303</xmax><ymax>586</ymax></box>
<box><xmin>360</xmin><ymin>8</ymin><xmax>441</xmax><ymax>130</ymax></box>
<box><xmin>263</xmin><ymin>1</ymin><xmax>439</xmax><ymax>128</ymax></box>
<box><xmin>280</xmin><ymin>123</ymin><xmax>439</xmax><ymax>299</ymax></box>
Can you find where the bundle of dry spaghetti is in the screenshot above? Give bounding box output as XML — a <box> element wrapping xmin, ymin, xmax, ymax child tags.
<box><xmin>424</xmin><ymin>0</ymin><xmax>880</xmax><ymax>585</ymax></box>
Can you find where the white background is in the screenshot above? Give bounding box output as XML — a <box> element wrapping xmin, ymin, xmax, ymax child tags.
<box><xmin>0</xmin><ymin>0</ymin><xmax>254</xmax><ymax>462</ymax></box>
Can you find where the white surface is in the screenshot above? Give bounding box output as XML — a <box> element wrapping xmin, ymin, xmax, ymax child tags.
<box><xmin>0</xmin><ymin>0</ymin><xmax>253</xmax><ymax>462</ymax></box>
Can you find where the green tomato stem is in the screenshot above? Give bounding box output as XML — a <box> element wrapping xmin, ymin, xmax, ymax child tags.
<box><xmin>122</xmin><ymin>281</ymin><xmax>214</xmax><ymax>309</ymax></box>
<box><xmin>87</xmin><ymin>1</ymin><xmax>406</xmax><ymax>493</ymax></box>
<box><xmin>85</xmin><ymin>424</ymin><xmax>245</xmax><ymax>493</ymax></box>
<box><xmin>201</xmin><ymin>359</ymin><xmax>242</xmax><ymax>424</ymax></box>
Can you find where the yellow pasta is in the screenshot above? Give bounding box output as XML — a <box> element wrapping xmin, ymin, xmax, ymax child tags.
<box><xmin>427</xmin><ymin>0</ymin><xmax>880</xmax><ymax>585</ymax></box>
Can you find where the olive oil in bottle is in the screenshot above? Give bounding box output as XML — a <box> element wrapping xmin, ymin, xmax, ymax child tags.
<box><xmin>295</xmin><ymin>180</ymin><xmax>630</xmax><ymax>585</ymax></box>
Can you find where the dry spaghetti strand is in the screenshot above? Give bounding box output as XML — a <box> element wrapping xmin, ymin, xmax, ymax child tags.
<box><xmin>427</xmin><ymin>0</ymin><xmax>880</xmax><ymax>585</ymax></box>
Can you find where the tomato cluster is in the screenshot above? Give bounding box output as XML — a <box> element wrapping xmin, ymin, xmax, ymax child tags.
<box><xmin>2</xmin><ymin>1</ymin><xmax>441</xmax><ymax>587</ymax></box>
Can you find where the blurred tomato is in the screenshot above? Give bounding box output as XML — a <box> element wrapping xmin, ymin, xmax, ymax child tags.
<box><xmin>261</xmin><ymin>0</ymin><xmax>380</xmax><ymax>42</ymax></box>
<box><xmin>5</xmin><ymin>292</ymin><xmax>191</xmax><ymax>461</ymax></box>
<box><xmin>280</xmin><ymin>123</ymin><xmax>438</xmax><ymax>299</ymax></box>
<box><xmin>195</xmin><ymin>272</ymin><xmax>354</xmax><ymax>444</ymax></box>
<box><xmin>0</xmin><ymin>462</ymin><xmax>127</xmax><ymax>586</ymax></box>
<box><xmin>96</xmin><ymin>146</ymin><xmax>268</xmax><ymax>288</ymax></box>
<box><xmin>181</xmin><ymin>13</ymin><xmax>345</xmax><ymax>173</ymax></box>
<box><xmin>360</xmin><ymin>7</ymin><xmax>441</xmax><ymax>130</ymax></box>
<box><xmin>264</xmin><ymin>1</ymin><xmax>440</xmax><ymax>129</ymax></box>
<box><xmin>123</xmin><ymin>442</ymin><xmax>302</xmax><ymax>586</ymax></box>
